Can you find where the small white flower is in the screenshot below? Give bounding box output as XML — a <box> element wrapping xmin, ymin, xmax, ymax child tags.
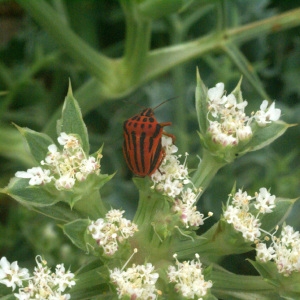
<box><xmin>232</xmin><ymin>189</ymin><xmax>252</xmax><ymax>209</ymax></box>
<box><xmin>14</xmin><ymin>290</ymin><xmax>31</xmax><ymax>300</ymax></box>
<box><xmin>236</xmin><ymin>100</ymin><xmax>248</xmax><ymax>112</ymax></box>
<box><xmin>151</xmin><ymin>137</ymin><xmax>190</xmax><ymax>197</ymax></box>
<box><xmin>254</xmin><ymin>188</ymin><xmax>276</xmax><ymax>214</ymax></box>
<box><xmin>206</xmin><ymin>82</ymin><xmax>281</xmax><ymax>147</ymax></box>
<box><xmin>225</xmin><ymin>94</ymin><xmax>247</xmax><ymax>113</ymax></box>
<box><xmin>110</xmin><ymin>263</ymin><xmax>159</xmax><ymax>299</ymax></box>
<box><xmin>224</xmin><ymin>187</ymin><xmax>276</xmax><ymax>242</ymax></box>
<box><xmin>208</xmin><ymin>82</ymin><xmax>225</xmax><ymax>99</ymax></box>
<box><xmin>237</xmin><ymin>215</ymin><xmax>261</xmax><ymax>242</ymax></box>
<box><xmin>255</xmin><ymin>100</ymin><xmax>281</xmax><ymax>126</ymax></box>
<box><xmin>0</xmin><ymin>257</ymin><xmax>29</xmax><ymax>291</ymax></box>
<box><xmin>256</xmin><ymin>225</ymin><xmax>300</xmax><ymax>276</ymax></box>
<box><xmin>55</xmin><ymin>174</ymin><xmax>76</xmax><ymax>190</ymax></box>
<box><xmin>207</xmin><ymin>83</ymin><xmax>226</xmax><ymax>115</ymax></box>
<box><xmin>119</xmin><ymin>219</ymin><xmax>138</xmax><ymax>239</ymax></box>
<box><xmin>53</xmin><ymin>264</ymin><xmax>75</xmax><ymax>292</ymax></box>
<box><xmin>79</xmin><ymin>157</ymin><xmax>99</xmax><ymax>175</ymax></box>
<box><xmin>57</xmin><ymin>132</ymin><xmax>80</xmax><ymax>148</ymax></box>
<box><xmin>15</xmin><ymin>167</ymin><xmax>52</xmax><ymax>186</ymax></box>
<box><xmin>106</xmin><ymin>209</ymin><xmax>125</xmax><ymax>223</ymax></box>
<box><xmin>172</xmin><ymin>191</ymin><xmax>204</xmax><ymax>228</ymax></box>
<box><xmin>236</xmin><ymin>125</ymin><xmax>252</xmax><ymax>141</ymax></box>
<box><xmin>188</xmin><ymin>209</ymin><xmax>204</xmax><ymax>227</ymax></box>
<box><xmin>161</xmin><ymin>136</ymin><xmax>178</xmax><ymax>153</ymax></box>
<box><xmin>16</xmin><ymin>132</ymin><xmax>102</xmax><ymax>190</ymax></box>
<box><xmin>168</xmin><ymin>254</ymin><xmax>212</xmax><ymax>299</ymax></box>
<box><xmin>151</xmin><ymin>137</ymin><xmax>209</xmax><ymax>229</ymax></box>
<box><xmin>88</xmin><ymin>209</ymin><xmax>138</xmax><ymax>256</ymax></box>
<box><xmin>223</xmin><ymin>205</ymin><xmax>240</xmax><ymax>224</ymax></box>
<box><xmin>280</xmin><ymin>225</ymin><xmax>300</xmax><ymax>245</ymax></box>
<box><xmin>256</xmin><ymin>243</ymin><xmax>275</xmax><ymax>262</ymax></box>
<box><xmin>43</xmin><ymin>144</ymin><xmax>60</xmax><ymax>165</ymax></box>
<box><xmin>206</xmin><ymin>83</ymin><xmax>253</xmax><ymax>146</ymax></box>
<box><xmin>214</xmin><ymin>131</ymin><xmax>237</xmax><ymax>146</ymax></box>
<box><xmin>2</xmin><ymin>256</ymin><xmax>76</xmax><ymax>299</ymax></box>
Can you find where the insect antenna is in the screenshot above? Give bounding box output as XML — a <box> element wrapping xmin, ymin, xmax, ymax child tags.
<box><xmin>153</xmin><ymin>96</ymin><xmax>178</xmax><ymax>111</ymax></box>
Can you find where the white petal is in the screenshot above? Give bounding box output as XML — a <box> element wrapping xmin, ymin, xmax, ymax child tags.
<box><xmin>15</xmin><ymin>171</ymin><xmax>32</xmax><ymax>179</ymax></box>
<box><xmin>260</xmin><ymin>100</ymin><xmax>269</xmax><ymax>111</ymax></box>
<box><xmin>208</xmin><ymin>83</ymin><xmax>224</xmax><ymax>100</ymax></box>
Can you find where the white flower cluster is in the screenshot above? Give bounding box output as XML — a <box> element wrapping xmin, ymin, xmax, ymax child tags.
<box><xmin>88</xmin><ymin>209</ymin><xmax>138</xmax><ymax>256</ymax></box>
<box><xmin>168</xmin><ymin>254</ymin><xmax>213</xmax><ymax>299</ymax></box>
<box><xmin>15</xmin><ymin>132</ymin><xmax>102</xmax><ymax>190</ymax></box>
<box><xmin>110</xmin><ymin>263</ymin><xmax>159</xmax><ymax>300</ymax></box>
<box><xmin>151</xmin><ymin>137</ymin><xmax>206</xmax><ymax>228</ymax></box>
<box><xmin>207</xmin><ymin>83</ymin><xmax>281</xmax><ymax>146</ymax></box>
<box><xmin>0</xmin><ymin>257</ymin><xmax>29</xmax><ymax>291</ymax></box>
<box><xmin>256</xmin><ymin>225</ymin><xmax>300</xmax><ymax>276</ymax></box>
<box><xmin>0</xmin><ymin>256</ymin><xmax>75</xmax><ymax>299</ymax></box>
<box><xmin>224</xmin><ymin>188</ymin><xmax>276</xmax><ymax>242</ymax></box>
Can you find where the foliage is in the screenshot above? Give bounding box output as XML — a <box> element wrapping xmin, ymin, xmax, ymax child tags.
<box><xmin>0</xmin><ymin>0</ymin><xmax>299</xmax><ymax>299</ymax></box>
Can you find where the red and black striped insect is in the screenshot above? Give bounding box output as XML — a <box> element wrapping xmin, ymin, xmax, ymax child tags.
<box><xmin>123</xmin><ymin>102</ymin><xmax>175</xmax><ymax>177</ymax></box>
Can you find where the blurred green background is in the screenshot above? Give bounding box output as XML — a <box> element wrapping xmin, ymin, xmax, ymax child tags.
<box><xmin>0</xmin><ymin>0</ymin><xmax>299</xmax><ymax>274</ymax></box>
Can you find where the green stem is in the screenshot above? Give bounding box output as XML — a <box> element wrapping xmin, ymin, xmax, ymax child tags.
<box><xmin>16</xmin><ymin>0</ymin><xmax>113</xmax><ymax>82</ymax></box>
<box><xmin>211</xmin><ymin>268</ymin><xmax>277</xmax><ymax>299</ymax></box>
<box><xmin>120</xmin><ymin>0</ymin><xmax>152</xmax><ymax>83</ymax></box>
<box><xmin>192</xmin><ymin>148</ymin><xmax>226</xmax><ymax>193</ymax></box>
<box><xmin>132</xmin><ymin>178</ymin><xmax>175</xmax><ymax>263</ymax></box>
<box><xmin>142</xmin><ymin>7</ymin><xmax>300</xmax><ymax>84</ymax></box>
<box><xmin>168</xmin><ymin>15</ymin><xmax>188</xmax><ymax>153</ymax></box>
<box><xmin>133</xmin><ymin>184</ymin><xmax>170</xmax><ymax>230</ymax></box>
<box><xmin>174</xmin><ymin>221</ymin><xmax>253</xmax><ymax>263</ymax></box>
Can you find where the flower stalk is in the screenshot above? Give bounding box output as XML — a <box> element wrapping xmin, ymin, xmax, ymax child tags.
<box><xmin>192</xmin><ymin>148</ymin><xmax>226</xmax><ymax>193</ymax></box>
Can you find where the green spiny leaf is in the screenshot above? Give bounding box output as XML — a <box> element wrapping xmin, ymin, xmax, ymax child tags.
<box><xmin>14</xmin><ymin>124</ymin><xmax>54</xmax><ymax>164</ymax></box>
<box><xmin>238</xmin><ymin>121</ymin><xmax>292</xmax><ymax>155</ymax></box>
<box><xmin>249</xmin><ymin>260</ymin><xmax>300</xmax><ymax>299</ymax></box>
<box><xmin>32</xmin><ymin>202</ymin><xmax>83</xmax><ymax>222</ymax></box>
<box><xmin>260</xmin><ymin>197</ymin><xmax>298</xmax><ymax>232</ymax></box>
<box><xmin>63</xmin><ymin>219</ymin><xmax>91</xmax><ymax>252</ymax></box>
<box><xmin>195</xmin><ymin>68</ymin><xmax>208</xmax><ymax>134</ymax></box>
<box><xmin>1</xmin><ymin>177</ymin><xmax>58</xmax><ymax>207</ymax></box>
<box><xmin>57</xmin><ymin>81</ymin><xmax>89</xmax><ymax>154</ymax></box>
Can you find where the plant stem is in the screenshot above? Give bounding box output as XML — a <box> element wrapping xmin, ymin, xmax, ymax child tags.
<box><xmin>142</xmin><ymin>7</ymin><xmax>300</xmax><ymax>83</ymax></box>
<box><xmin>16</xmin><ymin>0</ymin><xmax>112</xmax><ymax>82</ymax></box>
<box><xmin>211</xmin><ymin>268</ymin><xmax>277</xmax><ymax>299</ymax></box>
<box><xmin>132</xmin><ymin>179</ymin><xmax>175</xmax><ymax>263</ymax></box>
<box><xmin>192</xmin><ymin>148</ymin><xmax>226</xmax><ymax>194</ymax></box>
<box><xmin>168</xmin><ymin>15</ymin><xmax>188</xmax><ymax>153</ymax></box>
<box><xmin>120</xmin><ymin>0</ymin><xmax>152</xmax><ymax>83</ymax></box>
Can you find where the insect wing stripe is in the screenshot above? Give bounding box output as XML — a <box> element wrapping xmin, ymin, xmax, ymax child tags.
<box><xmin>124</xmin><ymin>127</ymin><xmax>148</xmax><ymax>175</ymax></box>
<box><xmin>148</xmin><ymin>135</ymin><xmax>154</xmax><ymax>153</ymax></box>
<box><xmin>131</xmin><ymin>131</ymin><xmax>140</xmax><ymax>174</ymax></box>
<box><xmin>123</xmin><ymin>142</ymin><xmax>133</xmax><ymax>172</ymax></box>
<box><xmin>123</xmin><ymin>124</ymin><xmax>135</xmax><ymax>173</ymax></box>
<box><xmin>152</xmin><ymin>124</ymin><xmax>161</xmax><ymax>138</ymax></box>
<box><xmin>149</xmin><ymin>139</ymin><xmax>163</xmax><ymax>175</ymax></box>
<box><xmin>139</xmin><ymin>132</ymin><xmax>146</xmax><ymax>174</ymax></box>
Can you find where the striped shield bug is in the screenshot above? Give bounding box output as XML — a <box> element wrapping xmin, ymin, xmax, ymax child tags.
<box><xmin>123</xmin><ymin>100</ymin><xmax>175</xmax><ymax>177</ymax></box>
